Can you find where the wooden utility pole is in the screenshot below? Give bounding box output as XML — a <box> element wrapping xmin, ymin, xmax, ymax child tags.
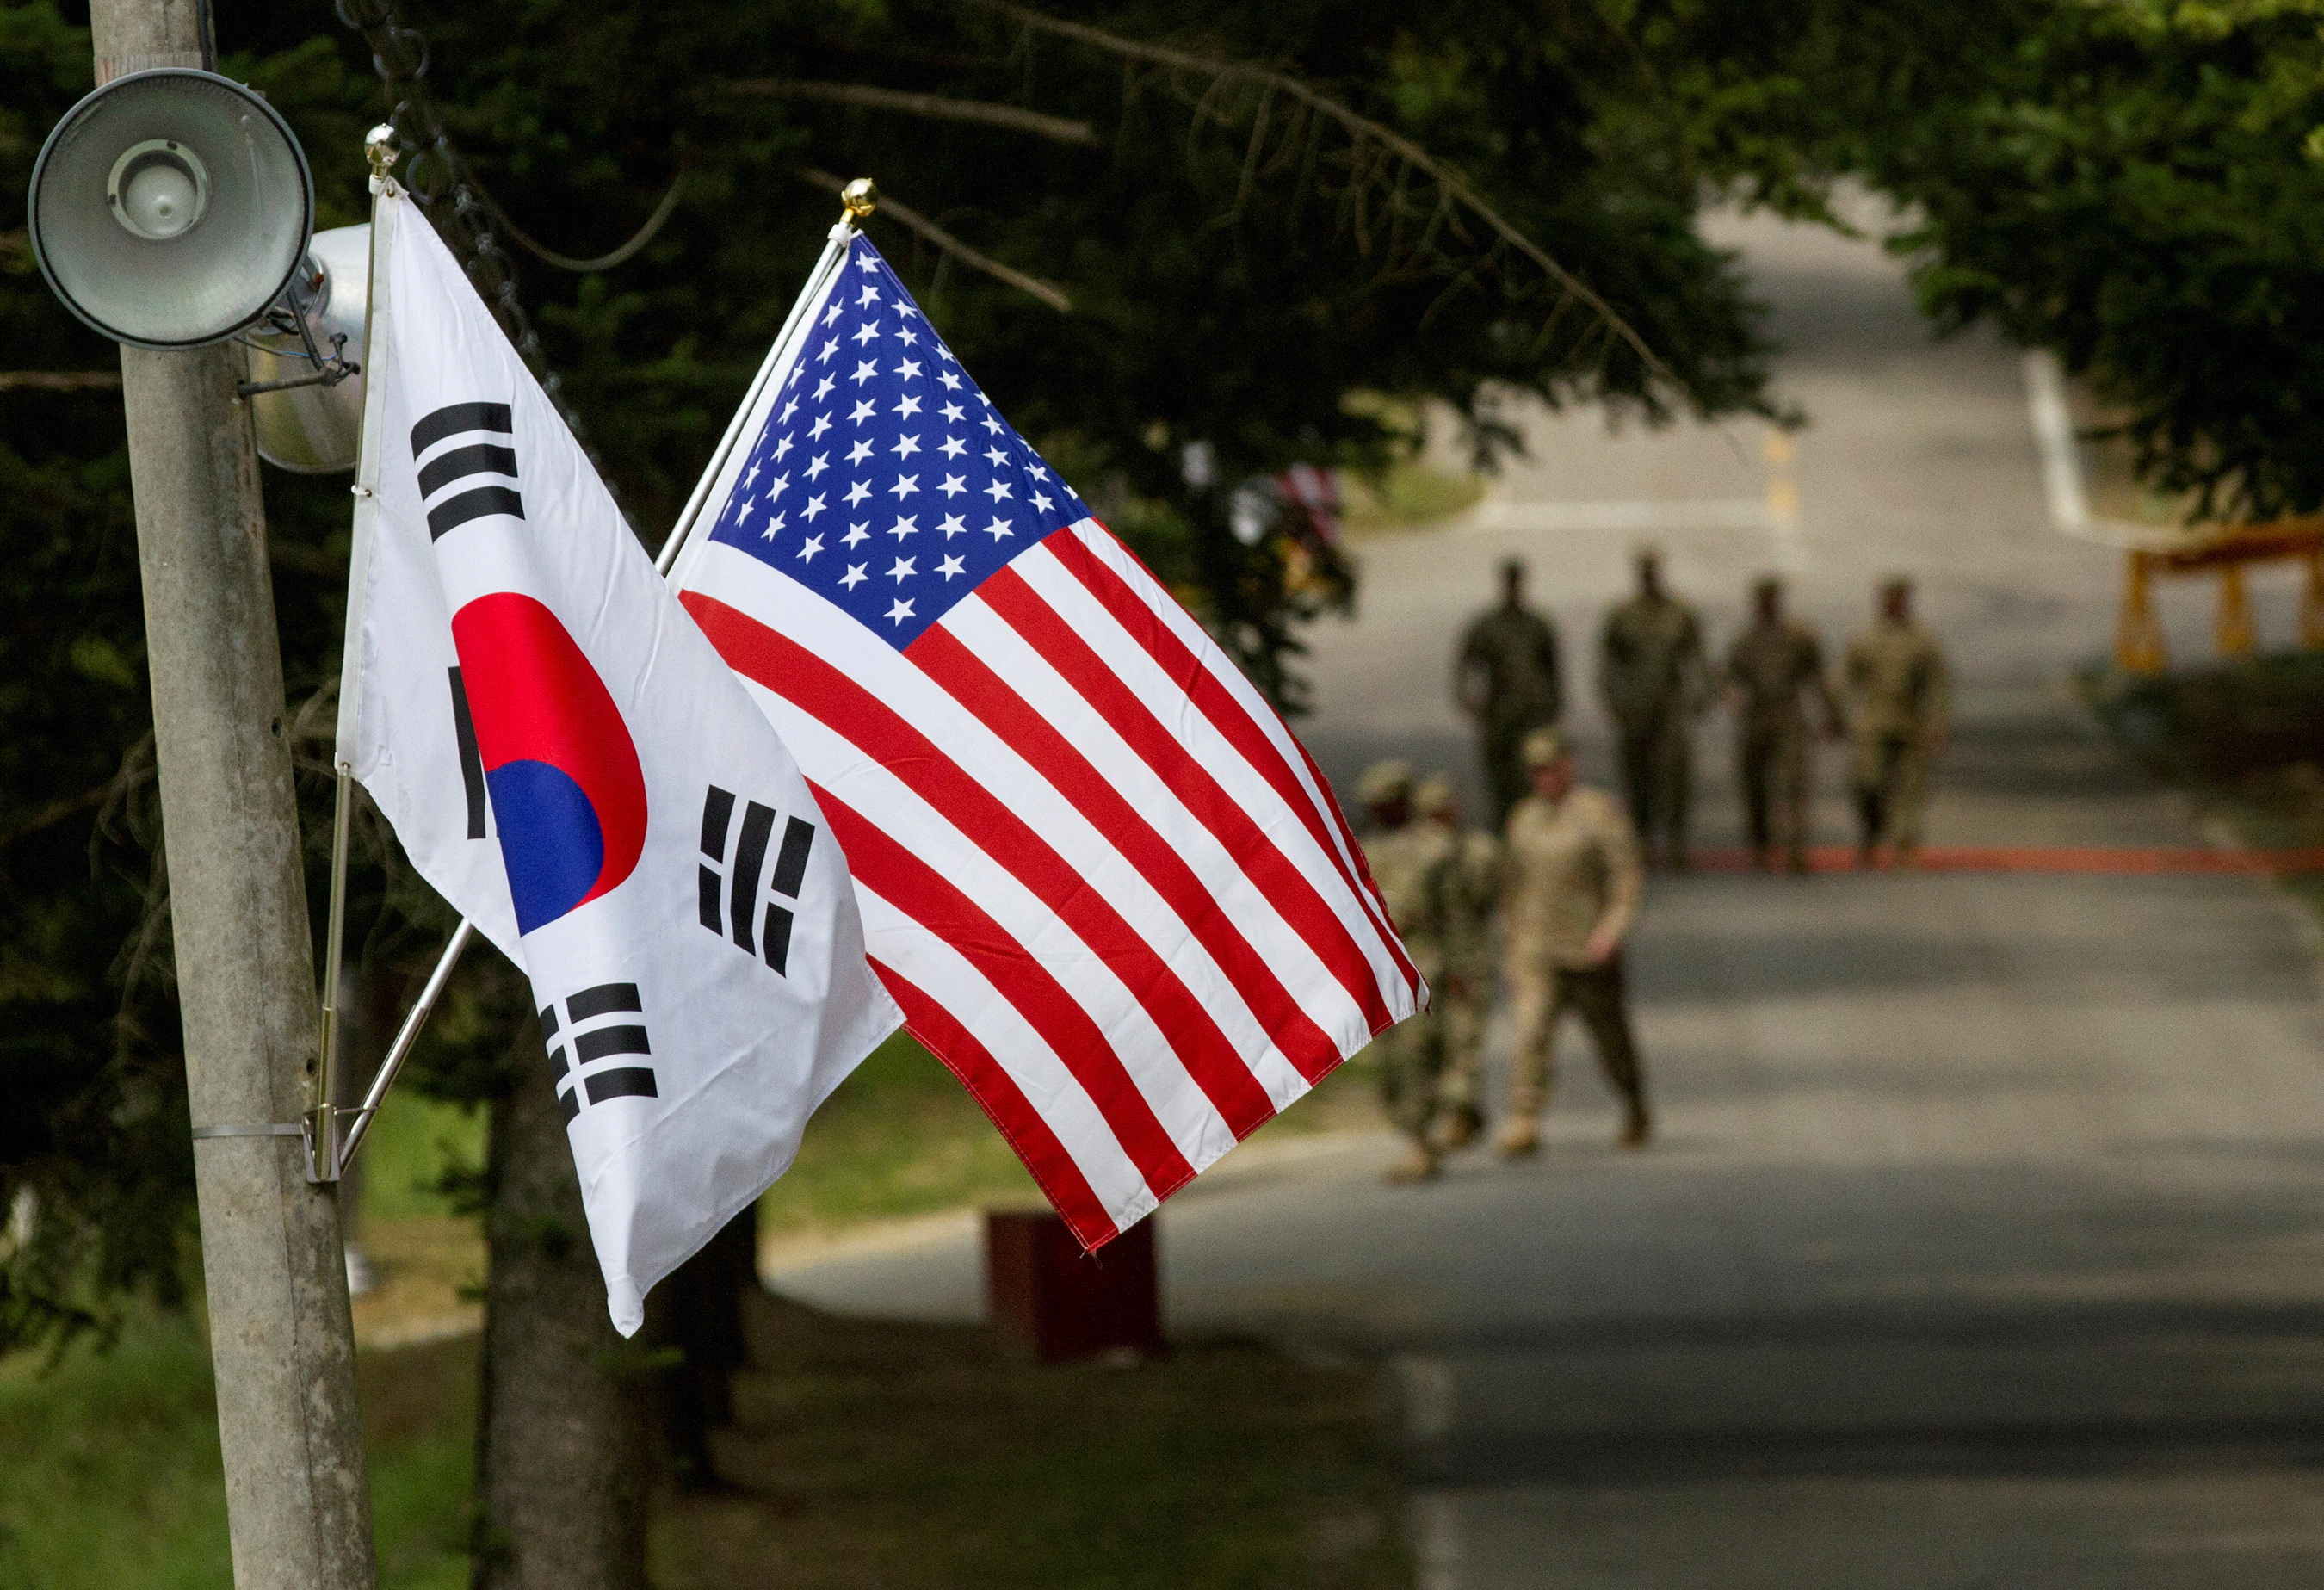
<box><xmin>88</xmin><ymin>1</ymin><xmax>377</xmax><ymax>1585</ymax></box>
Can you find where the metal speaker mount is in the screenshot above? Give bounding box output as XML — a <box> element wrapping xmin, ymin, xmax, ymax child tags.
<box><xmin>249</xmin><ymin>225</ymin><xmax>370</xmax><ymax>473</ymax></box>
<box><xmin>28</xmin><ymin>68</ymin><xmax>313</xmax><ymax>350</ymax></box>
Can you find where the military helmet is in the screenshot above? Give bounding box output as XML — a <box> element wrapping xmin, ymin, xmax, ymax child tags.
<box><xmin>1357</xmin><ymin>758</ymin><xmax>1414</xmax><ymax>807</ymax></box>
<box><xmin>1413</xmin><ymin>773</ymin><xmax>1457</xmax><ymax>818</ymax></box>
<box><xmin>1519</xmin><ymin>727</ymin><xmax>1570</xmax><ymax>769</ymax></box>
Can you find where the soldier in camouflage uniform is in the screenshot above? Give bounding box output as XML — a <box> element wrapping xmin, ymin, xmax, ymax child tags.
<box><xmin>1599</xmin><ymin>548</ymin><xmax>1711</xmax><ymax>869</ymax></box>
<box><xmin>1725</xmin><ymin>576</ymin><xmax>1842</xmax><ymax>873</ymax></box>
<box><xmin>1357</xmin><ymin>759</ymin><xmax>1456</xmax><ymax>1183</ymax></box>
<box><xmin>1456</xmin><ymin>559</ymin><xmax>1564</xmax><ymax>830</ymax></box>
<box><xmin>1845</xmin><ymin>577</ymin><xmax>1950</xmax><ymax>866</ymax></box>
<box><xmin>1497</xmin><ymin>729</ymin><xmax>1652</xmax><ymax>1154</ymax></box>
<box><xmin>1414</xmin><ymin>773</ymin><xmax>1501</xmax><ymax>1152</ymax></box>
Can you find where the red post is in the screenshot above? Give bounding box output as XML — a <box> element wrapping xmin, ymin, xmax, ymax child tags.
<box><xmin>984</xmin><ymin>1209</ymin><xmax>1164</xmax><ymax>1364</ymax></box>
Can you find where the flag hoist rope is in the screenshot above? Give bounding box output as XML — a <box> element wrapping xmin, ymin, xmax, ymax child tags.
<box><xmin>306</xmin><ymin>149</ymin><xmax>873</xmax><ymax>1180</ymax></box>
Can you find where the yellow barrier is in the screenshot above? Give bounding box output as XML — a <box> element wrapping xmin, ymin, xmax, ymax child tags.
<box><xmin>2113</xmin><ymin>521</ymin><xmax>2324</xmax><ymax>674</ymax></box>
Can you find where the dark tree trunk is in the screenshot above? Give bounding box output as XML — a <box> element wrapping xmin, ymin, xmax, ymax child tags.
<box><xmin>647</xmin><ymin>1201</ymin><xmax>757</xmax><ymax>1488</ymax></box>
<box><xmin>471</xmin><ymin>1051</ymin><xmax>656</xmax><ymax>1590</ymax></box>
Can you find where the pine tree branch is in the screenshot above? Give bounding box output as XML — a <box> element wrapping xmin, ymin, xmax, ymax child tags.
<box><xmin>965</xmin><ymin>0</ymin><xmax>1675</xmax><ymax>387</ymax></box>
<box><xmin>732</xmin><ymin>78</ymin><xmax>1098</xmax><ymax>145</ymax></box>
<box><xmin>0</xmin><ymin>371</ymin><xmax>121</xmax><ymax>392</ymax></box>
<box><xmin>796</xmin><ymin>168</ymin><xmax>1072</xmax><ymax>312</ymax></box>
<box><xmin>0</xmin><ymin>780</ymin><xmax>114</xmax><ymax>851</ymax></box>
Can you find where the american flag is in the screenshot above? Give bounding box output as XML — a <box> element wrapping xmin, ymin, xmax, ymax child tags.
<box><xmin>669</xmin><ymin>238</ymin><xmax>1419</xmax><ymax>1247</ymax></box>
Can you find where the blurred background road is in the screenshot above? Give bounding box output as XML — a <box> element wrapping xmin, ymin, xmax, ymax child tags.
<box><xmin>771</xmin><ymin>198</ymin><xmax>2324</xmax><ymax>1587</ymax></box>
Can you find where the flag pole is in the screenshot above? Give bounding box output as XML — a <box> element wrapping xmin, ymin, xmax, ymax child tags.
<box><xmin>652</xmin><ymin>181</ymin><xmax>874</xmax><ymax>577</ymax></box>
<box><xmin>335</xmin><ymin>919</ymin><xmax>473</xmax><ymax>1166</ymax></box>
<box><xmin>331</xmin><ymin>182</ymin><xmax>878</xmax><ymax>1173</ymax></box>
<box><xmin>306</xmin><ymin>125</ymin><xmax>403</xmax><ymax>1182</ymax></box>
<box><xmin>306</xmin><ymin>768</ymin><xmax>356</xmax><ymax>1179</ymax></box>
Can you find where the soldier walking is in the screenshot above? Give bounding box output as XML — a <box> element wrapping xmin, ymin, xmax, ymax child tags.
<box><xmin>1726</xmin><ymin>576</ymin><xmax>1842</xmax><ymax>873</ymax></box>
<box><xmin>1845</xmin><ymin>577</ymin><xmax>1951</xmax><ymax>866</ymax></box>
<box><xmin>1498</xmin><ymin>729</ymin><xmax>1652</xmax><ymax>1154</ymax></box>
<box><xmin>1357</xmin><ymin>760</ymin><xmax>1457</xmax><ymax>1183</ymax></box>
<box><xmin>1599</xmin><ymin>547</ymin><xmax>1711</xmax><ymax>869</ymax></box>
<box><xmin>1456</xmin><ymin>559</ymin><xmax>1564</xmax><ymax>830</ymax></box>
<box><xmin>1414</xmin><ymin>773</ymin><xmax>1500</xmax><ymax>1152</ymax></box>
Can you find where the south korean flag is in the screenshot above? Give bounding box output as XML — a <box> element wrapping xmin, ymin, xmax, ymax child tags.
<box><xmin>337</xmin><ymin>181</ymin><xmax>901</xmax><ymax>1334</ymax></box>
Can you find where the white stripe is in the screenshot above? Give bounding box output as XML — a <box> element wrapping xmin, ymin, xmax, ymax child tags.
<box><xmin>941</xmin><ymin>591</ymin><xmax>1375</xmax><ymax>1062</ymax></box>
<box><xmin>854</xmin><ymin>887</ymin><xmax>1156</xmax><ymax>1233</ymax></box>
<box><xmin>689</xmin><ymin>540</ymin><xmax>1361</xmax><ymax>1090</ymax></box>
<box><xmin>676</xmin><ymin>552</ymin><xmax>1305</xmax><ymax>1105</ymax></box>
<box><xmin>1012</xmin><ymin>542</ymin><xmax>1413</xmax><ymax>1018</ymax></box>
<box><xmin>726</xmin><ymin>658</ymin><xmax>1241</xmax><ymax>1178</ymax></box>
<box><xmin>1066</xmin><ymin>521</ymin><xmax>1412</xmax><ymax>980</ymax></box>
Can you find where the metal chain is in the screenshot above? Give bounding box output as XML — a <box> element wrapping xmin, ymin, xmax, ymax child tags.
<box><xmin>331</xmin><ymin>0</ymin><xmax>601</xmax><ymax>462</ymax></box>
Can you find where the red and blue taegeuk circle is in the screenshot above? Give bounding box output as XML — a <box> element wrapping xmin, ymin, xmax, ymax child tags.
<box><xmin>450</xmin><ymin>592</ymin><xmax>648</xmax><ymax>935</ymax></box>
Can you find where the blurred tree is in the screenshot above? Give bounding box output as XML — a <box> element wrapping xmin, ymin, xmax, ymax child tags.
<box><xmin>1647</xmin><ymin>0</ymin><xmax>2324</xmax><ymax>524</ymax></box>
<box><xmin>3</xmin><ymin>0</ymin><xmax>1786</xmax><ymax>1581</ymax></box>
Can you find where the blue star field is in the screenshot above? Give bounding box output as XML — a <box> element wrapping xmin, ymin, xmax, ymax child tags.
<box><xmin>704</xmin><ymin>239</ymin><xmax>1091</xmax><ymax>650</ymax></box>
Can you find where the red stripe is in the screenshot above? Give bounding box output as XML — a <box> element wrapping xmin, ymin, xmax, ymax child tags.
<box><xmin>683</xmin><ymin>591</ymin><xmax>1201</xmax><ymax>1194</ymax></box>
<box><xmin>1285</xmin><ymin>717</ymin><xmax>1400</xmax><ymax>929</ymax></box>
<box><xmin>807</xmin><ymin>783</ymin><xmax>1198</xmax><ymax>1200</ymax></box>
<box><xmin>974</xmin><ymin>566</ymin><xmax>1397</xmax><ymax>1036</ymax></box>
<box><xmin>1043</xmin><ymin>529</ymin><xmax>1421</xmax><ymax>996</ymax></box>
<box><xmin>912</xmin><ymin>622</ymin><xmax>1344</xmax><ymax>1086</ymax></box>
<box><xmin>685</xmin><ymin>591</ymin><xmax>1274</xmax><ymax>1137</ymax></box>
<box><xmin>875</xmin><ymin>962</ymin><xmax>1121</xmax><ymax>1250</ymax></box>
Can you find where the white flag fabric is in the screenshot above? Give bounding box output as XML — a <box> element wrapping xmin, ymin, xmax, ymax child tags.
<box><xmin>336</xmin><ymin>182</ymin><xmax>901</xmax><ymax>1334</ymax></box>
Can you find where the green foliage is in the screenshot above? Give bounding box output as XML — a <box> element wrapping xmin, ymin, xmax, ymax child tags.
<box><xmin>0</xmin><ymin>1311</ymin><xmax>476</xmax><ymax>1590</ymax></box>
<box><xmin>1869</xmin><ymin>1</ymin><xmax>2324</xmax><ymax>522</ymax></box>
<box><xmin>2</xmin><ymin>0</ymin><xmax>1781</xmax><ymax>1348</ymax></box>
<box><xmin>0</xmin><ymin>0</ymin><xmax>188</xmax><ymax>1349</ymax></box>
<box><xmin>1647</xmin><ymin>0</ymin><xmax>2324</xmax><ymax>523</ymax></box>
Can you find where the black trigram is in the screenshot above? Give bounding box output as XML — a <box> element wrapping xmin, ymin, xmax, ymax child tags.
<box><xmin>697</xmin><ymin>785</ymin><xmax>815</xmax><ymax>975</ymax></box>
<box><xmin>541</xmin><ymin>981</ymin><xmax>656</xmax><ymax>1124</ymax></box>
<box><xmin>410</xmin><ymin>400</ymin><xmax>523</xmax><ymax>541</ymax></box>
<box><xmin>448</xmin><ymin>666</ymin><xmax>490</xmax><ymax>840</ymax></box>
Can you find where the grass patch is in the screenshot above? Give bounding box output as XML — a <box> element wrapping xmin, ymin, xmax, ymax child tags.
<box><xmin>357</xmin><ymin>1088</ymin><xmax>485</xmax><ymax>1224</ymax></box>
<box><xmin>0</xmin><ymin>1310</ymin><xmax>477</xmax><ymax>1590</ymax></box>
<box><xmin>658</xmin><ymin>1296</ymin><xmax>1406</xmax><ymax>1590</ymax></box>
<box><xmin>3</xmin><ymin>1030</ymin><xmax>1390</xmax><ymax>1587</ymax></box>
<box><xmin>757</xmin><ymin>1033</ymin><xmax>1044</xmax><ymax>1240</ymax></box>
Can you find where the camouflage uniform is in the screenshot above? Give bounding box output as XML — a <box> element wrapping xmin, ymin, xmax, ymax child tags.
<box><xmin>1844</xmin><ymin>616</ymin><xmax>1950</xmax><ymax>855</ymax></box>
<box><xmin>1599</xmin><ymin>591</ymin><xmax>1710</xmax><ymax>864</ymax></box>
<box><xmin>1499</xmin><ymin>748</ymin><xmax>1650</xmax><ymax>1149</ymax></box>
<box><xmin>1357</xmin><ymin>764</ymin><xmax>1456</xmax><ymax>1166</ymax></box>
<box><xmin>1456</xmin><ymin>603</ymin><xmax>1563</xmax><ymax>829</ymax></box>
<box><xmin>1726</xmin><ymin>616</ymin><xmax>1836</xmax><ymax>870</ymax></box>
<box><xmin>1414</xmin><ymin>774</ymin><xmax>1501</xmax><ymax>1148</ymax></box>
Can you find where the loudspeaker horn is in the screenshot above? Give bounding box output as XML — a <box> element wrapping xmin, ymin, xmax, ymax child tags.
<box><xmin>28</xmin><ymin>69</ymin><xmax>313</xmax><ymax>350</ymax></box>
<box><xmin>249</xmin><ymin>226</ymin><xmax>370</xmax><ymax>473</ymax></box>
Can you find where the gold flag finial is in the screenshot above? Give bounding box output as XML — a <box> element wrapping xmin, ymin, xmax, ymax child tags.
<box><xmin>364</xmin><ymin>124</ymin><xmax>400</xmax><ymax>181</ymax></box>
<box><xmin>841</xmin><ymin>177</ymin><xmax>878</xmax><ymax>221</ymax></box>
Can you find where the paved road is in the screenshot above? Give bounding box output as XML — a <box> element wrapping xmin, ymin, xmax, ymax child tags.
<box><xmin>774</xmin><ymin>199</ymin><xmax>2324</xmax><ymax>1586</ymax></box>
